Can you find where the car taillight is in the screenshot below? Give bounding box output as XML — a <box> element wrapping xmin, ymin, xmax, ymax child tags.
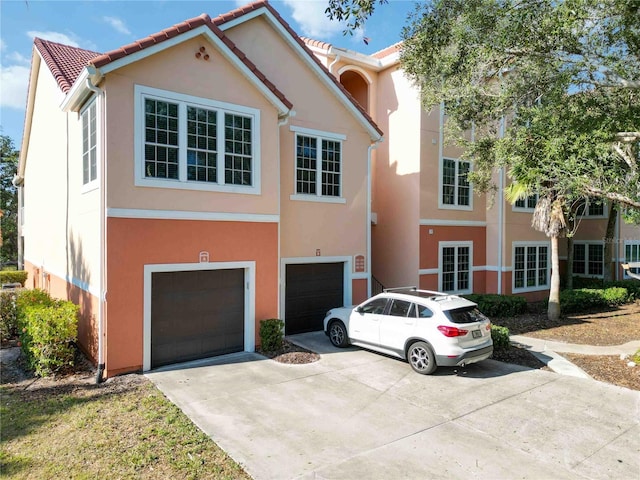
<box><xmin>486</xmin><ymin>322</ymin><xmax>492</xmax><ymax>331</ymax></box>
<box><xmin>437</xmin><ymin>325</ymin><xmax>468</xmax><ymax>337</ymax></box>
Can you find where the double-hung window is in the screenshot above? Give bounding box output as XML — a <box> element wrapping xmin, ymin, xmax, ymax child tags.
<box><xmin>81</xmin><ymin>99</ymin><xmax>98</xmax><ymax>187</ymax></box>
<box><xmin>624</xmin><ymin>241</ymin><xmax>640</xmax><ymax>278</ymax></box>
<box><xmin>576</xmin><ymin>198</ymin><xmax>606</xmax><ymax>217</ymax></box>
<box><xmin>439</xmin><ymin>242</ymin><xmax>472</xmax><ymax>294</ymax></box>
<box><xmin>135</xmin><ymin>85</ymin><xmax>260</xmax><ymax>194</ymax></box>
<box><xmin>513</xmin><ymin>243</ymin><xmax>550</xmax><ymax>292</ymax></box>
<box><xmin>441</xmin><ymin>158</ymin><xmax>471</xmax><ymax>208</ymax></box>
<box><xmin>573</xmin><ymin>242</ymin><xmax>604</xmax><ymax>276</ymax></box>
<box><xmin>514</xmin><ymin>193</ymin><xmax>538</xmax><ymax>211</ymax></box>
<box><xmin>290</xmin><ymin>126</ymin><xmax>345</xmax><ymax>203</ymax></box>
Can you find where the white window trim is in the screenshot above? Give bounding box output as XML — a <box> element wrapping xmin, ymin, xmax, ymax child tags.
<box><xmin>512</xmin><ymin>193</ymin><xmax>538</xmax><ymax>212</ymax></box>
<box><xmin>290</xmin><ymin>125</ymin><xmax>346</xmax><ymax>202</ymax></box>
<box><xmin>134</xmin><ymin>85</ymin><xmax>261</xmax><ymax>194</ymax></box>
<box><xmin>143</xmin><ymin>261</ymin><xmax>256</xmax><ymax>372</ymax></box>
<box><xmin>80</xmin><ymin>96</ymin><xmax>100</xmax><ymax>193</ymax></box>
<box><xmin>623</xmin><ymin>240</ymin><xmax>640</xmax><ymax>279</ymax></box>
<box><xmin>438</xmin><ymin>241</ymin><xmax>473</xmax><ymax>294</ymax></box>
<box><xmin>512</xmin><ymin>241</ymin><xmax>551</xmax><ymax>293</ymax></box>
<box><xmin>572</xmin><ymin>241</ymin><xmax>605</xmax><ymax>278</ymax></box>
<box><xmin>578</xmin><ymin>199</ymin><xmax>608</xmax><ymax>219</ymax></box>
<box><xmin>438</xmin><ymin>157</ymin><xmax>473</xmax><ymax>211</ymax></box>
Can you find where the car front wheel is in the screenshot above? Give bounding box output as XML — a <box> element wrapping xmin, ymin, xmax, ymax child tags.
<box><xmin>328</xmin><ymin>321</ymin><xmax>349</xmax><ymax>348</ymax></box>
<box><xmin>407</xmin><ymin>341</ymin><xmax>437</xmax><ymax>375</ymax></box>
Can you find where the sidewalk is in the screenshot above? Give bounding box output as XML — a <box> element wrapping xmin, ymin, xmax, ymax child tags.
<box><xmin>510</xmin><ymin>335</ymin><xmax>640</xmax><ymax>379</ymax></box>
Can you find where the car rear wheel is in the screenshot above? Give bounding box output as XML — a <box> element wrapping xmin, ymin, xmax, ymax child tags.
<box><xmin>407</xmin><ymin>341</ymin><xmax>437</xmax><ymax>375</ymax></box>
<box><xmin>328</xmin><ymin>321</ymin><xmax>349</xmax><ymax>348</ymax></box>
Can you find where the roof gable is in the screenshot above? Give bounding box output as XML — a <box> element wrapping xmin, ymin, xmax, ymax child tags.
<box><xmin>34</xmin><ymin>38</ymin><xmax>99</xmax><ymax>93</ymax></box>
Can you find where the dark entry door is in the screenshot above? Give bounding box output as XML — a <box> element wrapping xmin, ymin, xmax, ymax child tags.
<box><xmin>151</xmin><ymin>269</ymin><xmax>244</xmax><ymax>368</ymax></box>
<box><xmin>285</xmin><ymin>262</ymin><xmax>344</xmax><ymax>335</ymax></box>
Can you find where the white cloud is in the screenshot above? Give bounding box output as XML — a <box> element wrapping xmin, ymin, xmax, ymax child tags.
<box><xmin>103</xmin><ymin>16</ymin><xmax>131</xmax><ymax>36</ymax></box>
<box><xmin>26</xmin><ymin>30</ymin><xmax>80</xmax><ymax>47</ymax></box>
<box><xmin>281</xmin><ymin>0</ymin><xmax>346</xmax><ymax>38</ymax></box>
<box><xmin>0</xmin><ymin>64</ymin><xmax>30</xmax><ymax>109</ymax></box>
<box><xmin>7</xmin><ymin>51</ymin><xmax>30</xmax><ymax>66</ymax></box>
<box><xmin>0</xmin><ymin>39</ymin><xmax>6</xmax><ymax>52</ymax></box>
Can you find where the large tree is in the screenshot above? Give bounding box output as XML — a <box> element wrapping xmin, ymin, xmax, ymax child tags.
<box><xmin>0</xmin><ymin>135</ymin><xmax>19</xmax><ymax>266</ymax></box>
<box><xmin>328</xmin><ymin>0</ymin><xmax>640</xmax><ymax>320</ymax></box>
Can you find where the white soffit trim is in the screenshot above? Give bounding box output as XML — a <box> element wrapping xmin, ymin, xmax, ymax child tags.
<box><xmin>420</xmin><ymin>219</ymin><xmax>487</xmax><ymax>227</ymax></box>
<box><xmin>218</xmin><ymin>7</ymin><xmax>382</xmax><ymax>142</ymax></box>
<box><xmin>72</xmin><ymin>25</ymin><xmax>290</xmax><ymax>116</ymax></box>
<box><xmin>107</xmin><ymin>208</ymin><xmax>279</xmax><ymax>223</ymax></box>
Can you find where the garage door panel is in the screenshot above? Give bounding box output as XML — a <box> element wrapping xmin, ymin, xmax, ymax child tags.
<box><xmin>285</xmin><ymin>263</ymin><xmax>344</xmax><ymax>335</ymax></box>
<box><xmin>151</xmin><ymin>269</ymin><xmax>245</xmax><ymax>368</ymax></box>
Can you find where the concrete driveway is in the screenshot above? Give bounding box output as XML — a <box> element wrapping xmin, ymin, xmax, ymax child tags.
<box><xmin>147</xmin><ymin>332</ymin><xmax>640</xmax><ymax>480</ymax></box>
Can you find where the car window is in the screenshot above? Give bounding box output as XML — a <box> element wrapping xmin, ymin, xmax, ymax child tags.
<box><xmin>389</xmin><ymin>299</ymin><xmax>412</xmax><ymax>317</ymax></box>
<box><xmin>447</xmin><ymin>307</ymin><xmax>488</xmax><ymax>324</ymax></box>
<box><xmin>417</xmin><ymin>305</ymin><xmax>434</xmax><ymax>318</ymax></box>
<box><xmin>359</xmin><ymin>298</ymin><xmax>388</xmax><ymax>314</ymax></box>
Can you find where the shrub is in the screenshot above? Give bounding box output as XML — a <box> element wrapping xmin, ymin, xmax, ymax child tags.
<box><xmin>259</xmin><ymin>318</ymin><xmax>285</xmax><ymax>352</ymax></box>
<box><xmin>571</xmin><ymin>277</ymin><xmax>640</xmax><ymax>300</ymax></box>
<box><xmin>491</xmin><ymin>325</ymin><xmax>510</xmax><ymax>351</ymax></box>
<box><xmin>0</xmin><ymin>289</ymin><xmax>19</xmax><ymax>341</ymax></box>
<box><xmin>0</xmin><ymin>270</ymin><xmax>28</xmax><ymax>287</ymax></box>
<box><xmin>20</xmin><ymin>300</ymin><xmax>79</xmax><ymax>376</ymax></box>
<box><xmin>16</xmin><ymin>289</ymin><xmax>54</xmax><ymax>327</ymax></box>
<box><xmin>463</xmin><ymin>294</ymin><xmax>527</xmax><ymax>317</ymax></box>
<box><xmin>560</xmin><ymin>287</ymin><xmax>630</xmax><ymax>314</ymax></box>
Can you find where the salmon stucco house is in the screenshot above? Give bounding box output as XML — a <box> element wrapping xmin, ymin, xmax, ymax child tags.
<box><xmin>17</xmin><ymin>1</ymin><xmax>382</xmax><ymax>378</ymax></box>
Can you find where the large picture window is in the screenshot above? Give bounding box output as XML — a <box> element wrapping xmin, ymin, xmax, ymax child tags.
<box><xmin>135</xmin><ymin>86</ymin><xmax>260</xmax><ymax>194</ymax></box>
<box><xmin>624</xmin><ymin>242</ymin><xmax>640</xmax><ymax>278</ymax></box>
<box><xmin>573</xmin><ymin>242</ymin><xmax>604</xmax><ymax>276</ymax></box>
<box><xmin>441</xmin><ymin>158</ymin><xmax>471</xmax><ymax>208</ymax></box>
<box><xmin>81</xmin><ymin>99</ymin><xmax>98</xmax><ymax>186</ymax></box>
<box><xmin>513</xmin><ymin>243</ymin><xmax>549</xmax><ymax>292</ymax></box>
<box><xmin>439</xmin><ymin>242</ymin><xmax>472</xmax><ymax>294</ymax></box>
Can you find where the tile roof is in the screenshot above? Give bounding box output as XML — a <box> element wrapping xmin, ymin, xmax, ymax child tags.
<box><xmin>372</xmin><ymin>42</ymin><xmax>402</xmax><ymax>59</ymax></box>
<box><xmin>299</xmin><ymin>37</ymin><xmax>333</xmax><ymax>51</ymax></box>
<box><xmin>34</xmin><ymin>38</ymin><xmax>100</xmax><ymax>93</ymax></box>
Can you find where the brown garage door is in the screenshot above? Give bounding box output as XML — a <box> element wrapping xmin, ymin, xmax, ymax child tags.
<box><xmin>151</xmin><ymin>269</ymin><xmax>244</xmax><ymax>368</ymax></box>
<box><xmin>285</xmin><ymin>262</ymin><xmax>344</xmax><ymax>335</ymax></box>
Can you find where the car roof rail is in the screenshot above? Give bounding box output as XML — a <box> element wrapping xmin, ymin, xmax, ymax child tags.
<box><xmin>383</xmin><ymin>286</ymin><xmax>417</xmax><ymax>292</ymax></box>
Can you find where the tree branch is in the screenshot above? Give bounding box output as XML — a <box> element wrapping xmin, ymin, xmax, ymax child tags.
<box><xmin>584</xmin><ymin>187</ymin><xmax>640</xmax><ymax>208</ymax></box>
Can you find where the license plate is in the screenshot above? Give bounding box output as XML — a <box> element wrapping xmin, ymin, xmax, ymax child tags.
<box><xmin>472</xmin><ymin>330</ymin><xmax>482</xmax><ymax>338</ymax></box>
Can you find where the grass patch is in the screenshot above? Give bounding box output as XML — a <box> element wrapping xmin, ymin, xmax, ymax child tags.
<box><xmin>0</xmin><ymin>377</ymin><xmax>250</xmax><ymax>479</ymax></box>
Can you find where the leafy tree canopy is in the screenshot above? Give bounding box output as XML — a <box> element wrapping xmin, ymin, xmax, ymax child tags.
<box><xmin>0</xmin><ymin>134</ymin><xmax>19</xmax><ymax>264</ymax></box>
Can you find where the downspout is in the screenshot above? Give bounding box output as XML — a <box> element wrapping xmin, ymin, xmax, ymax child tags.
<box><xmin>328</xmin><ymin>53</ymin><xmax>342</xmax><ymax>77</ymax></box>
<box><xmin>277</xmin><ymin>111</ymin><xmax>293</xmax><ymax>320</ymax></box>
<box><xmin>497</xmin><ymin>116</ymin><xmax>505</xmax><ymax>294</ymax></box>
<box><xmin>367</xmin><ymin>140</ymin><xmax>381</xmax><ymax>297</ymax></box>
<box><xmin>86</xmin><ymin>76</ymin><xmax>106</xmax><ymax>384</ymax></box>
<box><xmin>616</xmin><ymin>205</ymin><xmax>621</xmax><ymax>281</ymax></box>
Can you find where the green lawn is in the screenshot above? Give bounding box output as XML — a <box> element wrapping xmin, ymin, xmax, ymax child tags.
<box><xmin>0</xmin><ymin>377</ymin><xmax>250</xmax><ymax>479</ymax></box>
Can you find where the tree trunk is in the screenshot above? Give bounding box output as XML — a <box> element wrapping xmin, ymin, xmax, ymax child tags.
<box><xmin>566</xmin><ymin>236</ymin><xmax>574</xmax><ymax>290</ymax></box>
<box><xmin>603</xmin><ymin>202</ymin><xmax>618</xmax><ymax>282</ymax></box>
<box><xmin>548</xmin><ymin>234</ymin><xmax>561</xmax><ymax>321</ymax></box>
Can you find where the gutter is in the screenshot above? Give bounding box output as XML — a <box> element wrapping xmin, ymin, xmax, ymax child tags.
<box><xmin>85</xmin><ymin>76</ymin><xmax>107</xmax><ymax>384</ymax></box>
<box><xmin>367</xmin><ymin>140</ymin><xmax>381</xmax><ymax>297</ymax></box>
<box><xmin>498</xmin><ymin>116</ymin><xmax>505</xmax><ymax>294</ymax></box>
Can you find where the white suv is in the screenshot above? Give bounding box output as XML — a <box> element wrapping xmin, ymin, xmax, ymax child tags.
<box><xmin>323</xmin><ymin>288</ymin><xmax>493</xmax><ymax>374</ymax></box>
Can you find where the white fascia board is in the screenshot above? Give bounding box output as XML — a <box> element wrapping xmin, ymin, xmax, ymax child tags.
<box><xmin>379</xmin><ymin>52</ymin><xmax>400</xmax><ymax>69</ymax></box>
<box><xmin>219</xmin><ymin>7</ymin><xmax>382</xmax><ymax>142</ymax></box>
<box><xmin>19</xmin><ymin>50</ymin><xmax>41</xmax><ymax>178</ymax></box>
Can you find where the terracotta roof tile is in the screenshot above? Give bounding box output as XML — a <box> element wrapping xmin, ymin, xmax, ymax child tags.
<box><xmin>299</xmin><ymin>37</ymin><xmax>333</xmax><ymax>51</ymax></box>
<box><xmin>213</xmin><ymin>1</ymin><xmax>382</xmax><ymax>137</ymax></box>
<box><xmin>372</xmin><ymin>42</ymin><xmax>402</xmax><ymax>59</ymax></box>
<box><xmin>34</xmin><ymin>38</ymin><xmax>100</xmax><ymax>93</ymax></box>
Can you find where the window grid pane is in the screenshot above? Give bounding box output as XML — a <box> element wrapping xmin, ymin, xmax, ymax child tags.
<box><xmin>457</xmin><ymin>161</ymin><xmax>470</xmax><ymax>206</ymax></box>
<box><xmin>573</xmin><ymin>244</ymin><xmax>586</xmax><ymax>274</ymax></box>
<box><xmin>514</xmin><ymin>245</ymin><xmax>549</xmax><ymax>289</ymax></box>
<box><xmin>514</xmin><ymin>246</ymin><xmax>525</xmax><ymax>288</ymax></box>
<box><xmin>82</xmin><ymin>102</ymin><xmax>97</xmax><ymax>185</ymax></box>
<box><xmin>296</xmin><ymin>136</ymin><xmax>317</xmax><ymax>194</ymax></box>
<box><xmin>144</xmin><ymin>99</ymin><xmax>179</xmax><ymax>180</ymax></box>
<box><xmin>321</xmin><ymin>139</ymin><xmax>341</xmax><ymax>197</ymax></box>
<box><xmin>442</xmin><ymin>247</ymin><xmax>455</xmax><ymax>292</ymax></box>
<box><xmin>442</xmin><ymin>159</ymin><xmax>455</xmax><ymax>205</ymax></box>
<box><xmin>224</xmin><ymin>113</ymin><xmax>252</xmax><ymax>186</ymax></box>
<box><xmin>186</xmin><ymin>106</ymin><xmax>217</xmax><ymax>183</ymax></box>
<box><xmin>587</xmin><ymin>244</ymin><xmax>604</xmax><ymax>276</ymax></box>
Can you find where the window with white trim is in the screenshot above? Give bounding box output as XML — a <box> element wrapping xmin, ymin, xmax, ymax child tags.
<box><xmin>513</xmin><ymin>243</ymin><xmax>549</xmax><ymax>291</ymax></box>
<box><xmin>441</xmin><ymin>158</ymin><xmax>471</xmax><ymax>207</ymax></box>
<box><xmin>573</xmin><ymin>242</ymin><xmax>604</xmax><ymax>276</ymax></box>
<box><xmin>81</xmin><ymin>99</ymin><xmax>97</xmax><ymax>186</ymax></box>
<box><xmin>135</xmin><ymin>86</ymin><xmax>260</xmax><ymax>194</ymax></box>
<box><xmin>439</xmin><ymin>242</ymin><xmax>472</xmax><ymax>293</ymax></box>
<box><xmin>295</xmin><ymin>134</ymin><xmax>342</xmax><ymax>198</ymax></box>
<box><xmin>576</xmin><ymin>198</ymin><xmax>606</xmax><ymax>217</ymax></box>
<box><xmin>624</xmin><ymin>241</ymin><xmax>640</xmax><ymax>278</ymax></box>
<box><xmin>514</xmin><ymin>194</ymin><xmax>538</xmax><ymax>210</ymax></box>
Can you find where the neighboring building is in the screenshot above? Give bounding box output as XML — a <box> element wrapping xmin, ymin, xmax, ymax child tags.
<box><xmin>305</xmin><ymin>35</ymin><xmax>640</xmax><ymax>301</ymax></box>
<box><xmin>17</xmin><ymin>1</ymin><xmax>381</xmax><ymax>377</ymax></box>
<box><xmin>17</xmin><ymin>1</ymin><xmax>639</xmax><ymax>377</ymax></box>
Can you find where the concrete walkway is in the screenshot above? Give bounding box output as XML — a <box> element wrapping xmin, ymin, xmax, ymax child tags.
<box><xmin>510</xmin><ymin>335</ymin><xmax>640</xmax><ymax>379</ymax></box>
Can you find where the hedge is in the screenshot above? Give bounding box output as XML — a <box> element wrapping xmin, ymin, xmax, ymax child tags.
<box><xmin>463</xmin><ymin>294</ymin><xmax>527</xmax><ymax>317</ymax></box>
<box><xmin>0</xmin><ymin>270</ymin><xmax>28</xmax><ymax>286</ymax></box>
<box><xmin>491</xmin><ymin>325</ymin><xmax>511</xmax><ymax>350</ymax></box>
<box><xmin>560</xmin><ymin>287</ymin><xmax>630</xmax><ymax>314</ymax></box>
<box><xmin>571</xmin><ymin>277</ymin><xmax>640</xmax><ymax>300</ymax></box>
<box><xmin>0</xmin><ymin>290</ymin><xmax>18</xmax><ymax>341</ymax></box>
<box><xmin>259</xmin><ymin>318</ymin><xmax>285</xmax><ymax>352</ymax></box>
<box><xmin>20</xmin><ymin>300</ymin><xmax>79</xmax><ymax>376</ymax></box>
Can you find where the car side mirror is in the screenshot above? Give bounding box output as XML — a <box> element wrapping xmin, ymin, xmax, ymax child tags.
<box><xmin>355</xmin><ymin>306</ymin><xmax>364</xmax><ymax>314</ymax></box>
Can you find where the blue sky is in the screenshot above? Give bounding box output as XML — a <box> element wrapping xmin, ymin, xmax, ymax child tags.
<box><xmin>0</xmin><ymin>0</ymin><xmax>418</xmax><ymax>147</ymax></box>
